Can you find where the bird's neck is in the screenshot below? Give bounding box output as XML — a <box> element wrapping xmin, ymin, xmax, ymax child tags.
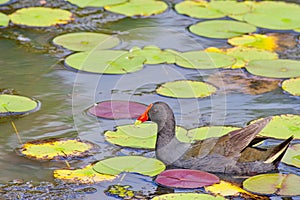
<box><xmin>155</xmin><ymin>116</ymin><xmax>176</xmax><ymax>151</ymax></box>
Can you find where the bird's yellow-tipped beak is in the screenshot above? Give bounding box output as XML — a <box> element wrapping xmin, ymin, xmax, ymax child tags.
<box><xmin>134</xmin><ymin>120</ymin><xmax>142</xmax><ymax>126</ymax></box>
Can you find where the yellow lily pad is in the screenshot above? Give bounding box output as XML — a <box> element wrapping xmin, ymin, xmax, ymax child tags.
<box><xmin>228</xmin><ymin>34</ymin><xmax>278</xmax><ymax>51</ymax></box>
<box><xmin>53</xmin><ymin>164</ymin><xmax>116</xmax><ymax>184</ymax></box>
<box><xmin>205</xmin><ymin>180</ymin><xmax>266</xmax><ymax>199</ymax></box>
<box><xmin>9</xmin><ymin>7</ymin><xmax>73</xmax><ymax>27</ymax></box>
<box><xmin>156</xmin><ymin>80</ymin><xmax>217</xmax><ymax>99</ymax></box>
<box><xmin>18</xmin><ymin>138</ymin><xmax>96</xmax><ymax>161</ymax></box>
<box><xmin>281</xmin><ymin>77</ymin><xmax>300</xmax><ymax>96</ymax></box>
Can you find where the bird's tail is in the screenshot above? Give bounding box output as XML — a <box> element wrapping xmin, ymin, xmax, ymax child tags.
<box><xmin>264</xmin><ymin>136</ymin><xmax>294</xmax><ymax>166</ymax></box>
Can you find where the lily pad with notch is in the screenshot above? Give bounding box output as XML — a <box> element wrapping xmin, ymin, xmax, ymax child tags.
<box><xmin>104</xmin><ymin>0</ymin><xmax>168</xmax><ymax>17</ymax></box>
<box><xmin>87</xmin><ymin>100</ymin><xmax>147</xmax><ymax>119</ymax></box>
<box><xmin>9</xmin><ymin>7</ymin><xmax>73</xmax><ymax>27</ymax></box>
<box><xmin>0</xmin><ymin>94</ymin><xmax>40</xmax><ymax>117</ymax></box>
<box><xmin>130</xmin><ymin>46</ymin><xmax>176</xmax><ymax>64</ymax></box>
<box><xmin>54</xmin><ymin>164</ymin><xmax>116</xmax><ymax>184</ymax></box>
<box><xmin>53</xmin><ymin>32</ymin><xmax>120</xmax><ymax>51</ymax></box>
<box><xmin>282</xmin><ymin>144</ymin><xmax>300</xmax><ymax>169</ymax></box>
<box><xmin>243</xmin><ymin>173</ymin><xmax>300</xmax><ymax>196</ymax></box>
<box><xmin>18</xmin><ymin>138</ymin><xmax>97</xmax><ymax>161</ymax></box>
<box><xmin>64</xmin><ymin>50</ymin><xmax>146</xmax><ymax>74</ymax></box>
<box><xmin>156</xmin><ymin>80</ymin><xmax>217</xmax><ymax>99</ymax></box>
<box><xmin>93</xmin><ymin>156</ymin><xmax>165</xmax><ymax>177</ymax></box>
<box><xmin>155</xmin><ymin>169</ymin><xmax>219</xmax><ymax>189</ymax></box>
<box><xmin>246</xmin><ymin>59</ymin><xmax>300</xmax><ymax>78</ymax></box>
<box><xmin>189</xmin><ymin>20</ymin><xmax>256</xmax><ymax>39</ymax></box>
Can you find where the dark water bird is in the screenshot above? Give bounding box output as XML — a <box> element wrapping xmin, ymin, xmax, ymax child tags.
<box><xmin>135</xmin><ymin>102</ymin><xmax>293</xmax><ymax>175</ymax></box>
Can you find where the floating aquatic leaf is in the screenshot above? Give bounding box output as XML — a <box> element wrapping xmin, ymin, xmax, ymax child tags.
<box><xmin>105</xmin><ymin>123</ymin><xmax>187</xmax><ymax>149</ymax></box>
<box><xmin>156</xmin><ymin>80</ymin><xmax>217</xmax><ymax>99</ymax></box>
<box><xmin>9</xmin><ymin>7</ymin><xmax>73</xmax><ymax>27</ymax></box>
<box><xmin>0</xmin><ymin>94</ymin><xmax>39</xmax><ymax>117</ymax></box>
<box><xmin>0</xmin><ymin>12</ymin><xmax>9</xmax><ymax>27</ymax></box>
<box><xmin>66</xmin><ymin>0</ymin><xmax>127</xmax><ymax>8</ymax></box>
<box><xmin>0</xmin><ymin>0</ymin><xmax>10</xmax><ymax>5</ymax></box>
<box><xmin>282</xmin><ymin>144</ymin><xmax>300</xmax><ymax>168</ymax></box>
<box><xmin>64</xmin><ymin>50</ymin><xmax>146</xmax><ymax>74</ymax></box>
<box><xmin>176</xmin><ymin>126</ymin><xmax>240</xmax><ymax>143</ymax></box>
<box><xmin>250</xmin><ymin>114</ymin><xmax>300</xmax><ymax>139</ymax></box>
<box><xmin>189</xmin><ymin>20</ymin><xmax>256</xmax><ymax>39</ymax></box>
<box><xmin>54</xmin><ymin>164</ymin><xmax>116</xmax><ymax>184</ymax></box>
<box><xmin>246</xmin><ymin>59</ymin><xmax>300</xmax><ymax>78</ymax></box>
<box><xmin>105</xmin><ymin>123</ymin><xmax>157</xmax><ymax>149</ymax></box>
<box><xmin>155</xmin><ymin>169</ymin><xmax>219</xmax><ymax>189</ymax></box>
<box><xmin>18</xmin><ymin>138</ymin><xmax>96</xmax><ymax>161</ymax></box>
<box><xmin>243</xmin><ymin>173</ymin><xmax>300</xmax><ymax>196</ymax></box>
<box><xmin>175</xmin><ymin>1</ymin><xmax>225</xmax><ymax>19</ymax></box>
<box><xmin>130</xmin><ymin>46</ymin><xmax>176</xmax><ymax>64</ymax></box>
<box><xmin>209</xmin><ymin>1</ymin><xmax>251</xmax><ymax>16</ymax></box>
<box><xmin>176</xmin><ymin>51</ymin><xmax>235</xmax><ymax>69</ymax></box>
<box><xmin>205</xmin><ymin>180</ymin><xmax>266</xmax><ymax>199</ymax></box>
<box><xmin>152</xmin><ymin>193</ymin><xmax>225</xmax><ymax>200</ymax></box>
<box><xmin>207</xmin><ymin>70</ymin><xmax>280</xmax><ymax>95</ymax></box>
<box><xmin>93</xmin><ymin>156</ymin><xmax>165</xmax><ymax>177</ymax></box>
<box><xmin>243</xmin><ymin>1</ymin><xmax>300</xmax><ymax>30</ymax></box>
<box><xmin>281</xmin><ymin>77</ymin><xmax>300</xmax><ymax>96</ymax></box>
<box><xmin>53</xmin><ymin>32</ymin><xmax>120</xmax><ymax>51</ymax></box>
<box><xmin>104</xmin><ymin>0</ymin><xmax>168</xmax><ymax>17</ymax></box>
<box><xmin>226</xmin><ymin>47</ymin><xmax>278</xmax><ymax>68</ymax></box>
<box><xmin>87</xmin><ymin>100</ymin><xmax>147</xmax><ymax>119</ymax></box>
<box><xmin>105</xmin><ymin>185</ymin><xmax>135</xmax><ymax>199</ymax></box>
<box><xmin>228</xmin><ymin>34</ymin><xmax>278</xmax><ymax>51</ymax></box>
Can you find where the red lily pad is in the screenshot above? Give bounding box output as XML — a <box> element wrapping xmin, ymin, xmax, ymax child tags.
<box><xmin>155</xmin><ymin>169</ymin><xmax>219</xmax><ymax>189</ymax></box>
<box><xmin>87</xmin><ymin>100</ymin><xmax>147</xmax><ymax>119</ymax></box>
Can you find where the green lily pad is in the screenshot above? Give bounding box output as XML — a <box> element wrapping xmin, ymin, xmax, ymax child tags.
<box><xmin>105</xmin><ymin>123</ymin><xmax>187</xmax><ymax>149</ymax></box>
<box><xmin>176</xmin><ymin>126</ymin><xmax>240</xmax><ymax>143</ymax></box>
<box><xmin>9</xmin><ymin>7</ymin><xmax>73</xmax><ymax>27</ymax></box>
<box><xmin>209</xmin><ymin>1</ymin><xmax>251</xmax><ymax>16</ymax></box>
<box><xmin>54</xmin><ymin>164</ymin><xmax>116</xmax><ymax>184</ymax></box>
<box><xmin>66</xmin><ymin>0</ymin><xmax>127</xmax><ymax>8</ymax></box>
<box><xmin>130</xmin><ymin>46</ymin><xmax>176</xmax><ymax>64</ymax></box>
<box><xmin>243</xmin><ymin>173</ymin><xmax>300</xmax><ymax>196</ymax></box>
<box><xmin>156</xmin><ymin>80</ymin><xmax>217</xmax><ymax>99</ymax></box>
<box><xmin>282</xmin><ymin>144</ymin><xmax>300</xmax><ymax>168</ymax></box>
<box><xmin>53</xmin><ymin>32</ymin><xmax>120</xmax><ymax>51</ymax></box>
<box><xmin>152</xmin><ymin>193</ymin><xmax>225</xmax><ymax>200</ymax></box>
<box><xmin>244</xmin><ymin>1</ymin><xmax>300</xmax><ymax>30</ymax></box>
<box><xmin>0</xmin><ymin>94</ymin><xmax>39</xmax><ymax>117</ymax></box>
<box><xmin>281</xmin><ymin>77</ymin><xmax>300</xmax><ymax>96</ymax></box>
<box><xmin>0</xmin><ymin>0</ymin><xmax>10</xmax><ymax>5</ymax></box>
<box><xmin>104</xmin><ymin>0</ymin><xmax>168</xmax><ymax>17</ymax></box>
<box><xmin>228</xmin><ymin>34</ymin><xmax>278</xmax><ymax>51</ymax></box>
<box><xmin>93</xmin><ymin>156</ymin><xmax>166</xmax><ymax>177</ymax></box>
<box><xmin>176</xmin><ymin>51</ymin><xmax>235</xmax><ymax>69</ymax></box>
<box><xmin>250</xmin><ymin>114</ymin><xmax>300</xmax><ymax>139</ymax></box>
<box><xmin>189</xmin><ymin>20</ymin><xmax>256</xmax><ymax>39</ymax></box>
<box><xmin>174</xmin><ymin>1</ymin><xmax>225</xmax><ymax>19</ymax></box>
<box><xmin>226</xmin><ymin>47</ymin><xmax>278</xmax><ymax>68</ymax></box>
<box><xmin>18</xmin><ymin>138</ymin><xmax>96</xmax><ymax>161</ymax></box>
<box><xmin>246</xmin><ymin>59</ymin><xmax>300</xmax><ymax>78</ymax></box>
<box><xmin>0</xmin><ymin>12</ymin><xmax>9</xmax><ymax>27</ymax></box>
<box><xmin>64</xmin><ymin>50</ymin><xmax>146</xmax><ymax>74</ymax></box>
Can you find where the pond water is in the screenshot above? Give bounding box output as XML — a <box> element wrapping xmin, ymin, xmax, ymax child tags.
<box><xmin>1</xmin><ymin>0</ymin><xmax>300</xmax><ymax>199</ymax></box>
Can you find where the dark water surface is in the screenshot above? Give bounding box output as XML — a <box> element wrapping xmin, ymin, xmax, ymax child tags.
<box><xmin>1</xmin><ymin>0</ymin><xmax>300</xmax><ymax>199</ymax></box>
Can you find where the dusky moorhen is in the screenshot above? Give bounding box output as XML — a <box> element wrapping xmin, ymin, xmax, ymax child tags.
<box><xmin>135</xmin><ymin>102</ymin><xmax>293</xmax><ymax>175</ymax></box>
